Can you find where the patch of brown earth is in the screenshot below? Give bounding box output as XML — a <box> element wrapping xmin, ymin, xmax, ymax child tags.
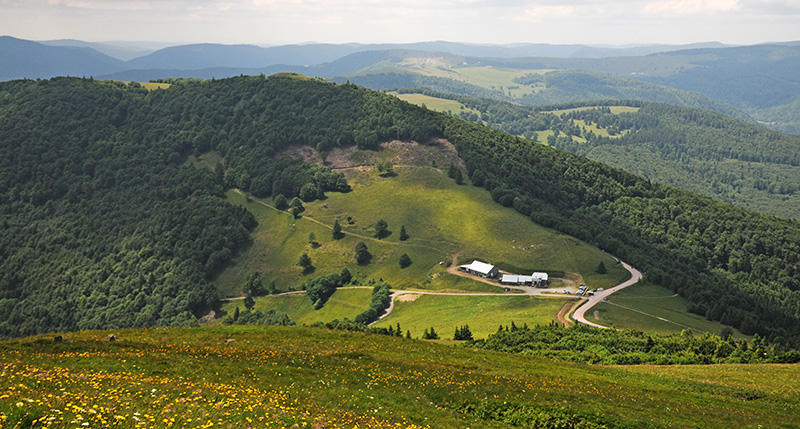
<box><xmin>275</xmin><ymin>139</ymin><xmax>465</xmax><ymax>170</ymax></box>
<box><xmin>556</xmin><ymin>299</ymin><xmax>577</xmax><ymax>328</ymax></box>
<box><xmin>396</xmin><ymin>294</ymin><xmax>422</xmax><ymax>302</ymax></box>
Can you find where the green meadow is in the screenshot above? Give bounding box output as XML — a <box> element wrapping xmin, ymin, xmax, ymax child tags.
<box><xmin>392</xmin><ymin>92</ymin><xmax>480</xmax><ymax>114</ymax></box>
<box><xmin>3</xmin><ymin>326</ymin><xmax>798</xmax><ymax>428</ymax></box>
<box><xmin>415</xmin><ymin>66</ymin><xmax>550</xmax><ymax>98</ymax></box>
<box><xmin>373</xmin><ymin>294</ymin><xmax>569</xmax><ymax>339</ymax></box>
<box><xmin>221</xmin><ymin>287</ymin><xmax>374</xmax><ymax>326</ymax></box>
<box><xmin>588</xmin><ymin>282</ymin><xmax>751</xmax><ymax>339</ymax></box>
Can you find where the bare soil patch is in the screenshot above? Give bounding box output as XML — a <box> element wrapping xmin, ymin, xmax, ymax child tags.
<box><xmin>397</xmin><ymin>294</ymin><xmax>422</xmax><ymax>302</ymax></box>
<box><xmin>556</xmin><ymin>300</ymin><xmax>577</xmax><ymax>327</ymax></box>
<box><xmin>276</xmin><ymin>139</ymin><xmax>465</xmax><ymax>171</ymax></box>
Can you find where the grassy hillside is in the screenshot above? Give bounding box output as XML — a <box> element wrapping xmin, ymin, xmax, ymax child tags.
<box><xmin>3</xmin><ymin>326</ymin><xmax>799</xmax><ymax>428</ymax></box>
<box><xmin>221</xmin><ymin>287</ymin><xmax>374</xmax><ymax>326</ymax></box>
<box><xmin>214</xmin><ymin>157</ymin><xmax>627</xmax><ymax>298</ymax></box>
<box><xmin>588</xmin><ymin>282</ymin><xmax>751</xmax><ymax>339</ymax></box>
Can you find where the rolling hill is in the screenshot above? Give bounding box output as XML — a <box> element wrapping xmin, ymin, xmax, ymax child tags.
<box><xmin>334</xmin><ymin>44</ymin><xmax>800</xmax><ymax>134</ymax></box>
<box><xmin>392</xmin><ymin>91</ymin><xmax>800</xmax><ymax>220</ymax></box>
<box><xmin>2</xmin><ymin>74</ymin><xmax>800</xmax><ymax>348</ymax></box>
<box><xmin>3</xmin><ymin>36</ymin><xmax>799</xmax><ymax>132</ymax></box>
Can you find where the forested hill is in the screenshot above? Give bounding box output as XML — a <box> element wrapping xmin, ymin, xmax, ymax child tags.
<box><xmin>0</xmin><ymin>75</ymin><xmax>440</xmax><ymax>339</ymax></box>
<box><xmin>1</xmin><ymin>75</ymin><xmax>799</xmax><ymax>347</ymax></box>
<box><xmin>403</xmin><ymin>90</ymin><xmax>800</xmax><ymax>219</ymax></box>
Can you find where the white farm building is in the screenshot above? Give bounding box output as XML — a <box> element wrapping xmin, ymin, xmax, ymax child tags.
<box><xmin>458</xmin><ymin>260</ymin><xmax>499</xmax><ymax>278</ymax></box>
<box><xmin>500</xmin><ymin>271</ymin><xmax>549</xmax><ymax>287</ymax></box>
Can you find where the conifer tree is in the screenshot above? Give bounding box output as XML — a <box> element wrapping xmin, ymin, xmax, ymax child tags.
<box><xmin>244</xmin><ymin>294</ymin><xmax>255</xmax><ymax>311</ymax></box>
<box><xmin>332</xmin><ymin>220</ymin><xmax>344</xmax><ymax>239</ymax></box>
<box><xmin>399</xmin><ymin>225</ymin><xmax>409</xmax><ymax>241</ymax></box>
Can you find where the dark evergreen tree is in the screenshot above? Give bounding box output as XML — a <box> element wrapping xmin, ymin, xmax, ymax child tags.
<box><xmin>454</xmin><ymin>168</ymin><xmax>464</xmax><ymax>185</ymax></box>
<box><xmin>355</xmin><ymin>242</ymin><xmax>371</xmax><ymax>265</ymax></box>
<box><xmin>399</xmin><ymin>253</ymin><xmax>412</xmax><ymax>268</ymax></box>
<box><xmin>340</xmin><ymin>267</ymin><xmax>352</xmax><ymax>284</ymax></box>
<box><xmin>596</xmin><ymin>262</ymin><xmax>607</xmax><ymax>274</ymax></box>
<box><xmin>454</xmin><ymin>325</ymin><xmax>474</xmax><ymax>341</ymax></box>
<box><xmin>243</xmin><ymin>271</ymin><xmax>267</xmax><ymax>296</ymax></box>
<box><xmin>332</xmin><ymin>220</ymin><xmax>344</xmax><ymax>239</ymax></box>
<box><xmin>374</xmin><ymin>219</ymin><xmax>389</xmax><ymax>238</ymax></box>
<box><xmin>244</xmin><ymin>294</ymin><xmax>255</xmax><ymax>311</ymax></box>
<box><xmin>423</xmin><ymin>327</ymin><xmax>440</xmax><ymax>340</ymax></box>
<box><xmin>298</xmin><ymin>253</ymin><xmax>313</xmax><ymax>273</ymax></box>
<box><xmin>399</xmin><ymin>225</ymin><xmax>409</xmax><ymax>241</ymax></box>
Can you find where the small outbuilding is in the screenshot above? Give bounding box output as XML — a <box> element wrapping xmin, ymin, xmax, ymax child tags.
<box><xmin>459</xmin><ymin>260</ymin><xmax>499</xmax><ymax>278</ymax></box>
<box><xmin>531</xmin><ymin>272</ymin><xmax>549</xmax><ymax>287</ymax></box>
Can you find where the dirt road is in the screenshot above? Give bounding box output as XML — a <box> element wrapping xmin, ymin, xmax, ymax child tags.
<box><xmin>570</xmin><ymin>261</ymin><xmax>642</xmax><ymax>328</ymax></box>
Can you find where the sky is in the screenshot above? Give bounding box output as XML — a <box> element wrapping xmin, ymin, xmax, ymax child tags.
<box><xmin>2</xmin><ymin>0</ymin><xmax>800</xmax><ymax>47</ymax></box>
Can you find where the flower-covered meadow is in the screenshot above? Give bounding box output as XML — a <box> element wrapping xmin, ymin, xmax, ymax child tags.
<box><xmin>2</xmin><ymin>326</ymin><xmax>798</xmax><ymax>428</ymax></box>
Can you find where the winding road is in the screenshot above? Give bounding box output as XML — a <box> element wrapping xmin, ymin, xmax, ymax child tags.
<box><xmin>570</xmin><ymin>261</ymin><xmax>642</xmax><ymax>328</ymax></box>
<box><xmin>370</xmin><ymin>259</ymin><xmax>642</xmax><ymax>328</ymax></box>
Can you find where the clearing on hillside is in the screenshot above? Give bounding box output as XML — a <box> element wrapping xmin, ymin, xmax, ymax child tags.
<box><xmin>213</xmin><ymin>141</ymin><xmax>626</xmax><ymax>298</ymax></box>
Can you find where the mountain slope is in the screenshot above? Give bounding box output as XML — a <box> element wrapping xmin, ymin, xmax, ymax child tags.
<box><xmin>0</xmin><ymin>36</ymin><xmax>123</xmax><ymax>80</ymax></box>
<box><xmin>397</xmin><ymin>91</ymin><xmax>800</xmax><ymax>219</ymax></box>
<box><xmin>2</xmin><ymin>75</ymin><xmax>799</xmax><ymax>347</ymax></box>
<box><xmin>0</xmin><ymin>75</ymin><xmax>441</xmax><ymax>339</ymax></box>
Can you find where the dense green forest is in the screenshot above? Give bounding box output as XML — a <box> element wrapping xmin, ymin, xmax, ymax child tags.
<box><xmin>2</xmin><ymin>74</ymin><xmax>800</xmax><ymax>348</ymax></box>
<box><xmin>472</xmin><ymin>322</ymin><xmax>800</xmax><ymax>365</ymax></box>
<box><xmin>400</xmin><ymin>88</ymin><xmax>800</xmax><ymax>219</ymax></box>
<box><xmin>0</xmin><ymin>75</ymin><xmax>441</xmax><ymax>338</ymax></box>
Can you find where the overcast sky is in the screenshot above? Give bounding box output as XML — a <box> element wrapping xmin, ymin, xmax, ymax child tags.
<box><xmin>2</xmin><ymin>0</ymin><xmax>800</xmax><ymax>46</ymax></box>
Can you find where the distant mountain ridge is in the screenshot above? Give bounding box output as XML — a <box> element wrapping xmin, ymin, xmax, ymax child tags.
<box><xmin>1</xmin><ymin>35</ymin><xmax>737</xmax><ymax>81</ymax></box>
<box><xmin>0</xmin><ymin>36</ymin><xmax>123</xmax><ymax>81</ymax></box>
<box><xmin>3</xmin><ymin>35</ymin><xmax>800</xmax><ymax>133</ymax></box>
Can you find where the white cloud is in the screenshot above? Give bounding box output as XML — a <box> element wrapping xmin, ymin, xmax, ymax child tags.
<box><xmin>642</xmin><ymin>0</ymin><xmax>741</xmax><ymax>15</ymax></box>
<box><xmin>517</xmin><ymin>5</ymin><xmax>576</xmax><ymax>21</ymax></box>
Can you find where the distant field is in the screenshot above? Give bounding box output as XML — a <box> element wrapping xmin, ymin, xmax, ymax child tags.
<box><xmin>401</xmin><ymin>66</ymin><xmax>553</xmax><ymax>98</ymax></box>
<box><xmin>373</xmin><ymin>294</ymin><xmax>568</xmax><ymax>339</ymax></box>
<box><xmin>122</xmin><ymin>81</ymin><xmax>170</xmax><ymax>90</ymax></box>
<box><xmin>454</xmin><ymin>67</ymin><xmax>543</xmax><ymax>97</ymax></box>
<box><xmin>546</xmin><ymin>106</ymin><xmax>641</xmax><ymax>115</ymax></box>
<box><xmin>392</xmin><ymin>92</ymin><xmax>480</xmax><ymax>114</ymax></box>
<box><xmin>589</xmin><ymin>282</ymin><xmax>750</xmax><ymax>339</ymax></box>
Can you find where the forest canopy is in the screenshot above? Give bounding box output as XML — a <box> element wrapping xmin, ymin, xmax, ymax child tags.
<box><xmin>0</xmin><ymin>75</ymin><xmax>441</xmax><ymax>338</ymax></box>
